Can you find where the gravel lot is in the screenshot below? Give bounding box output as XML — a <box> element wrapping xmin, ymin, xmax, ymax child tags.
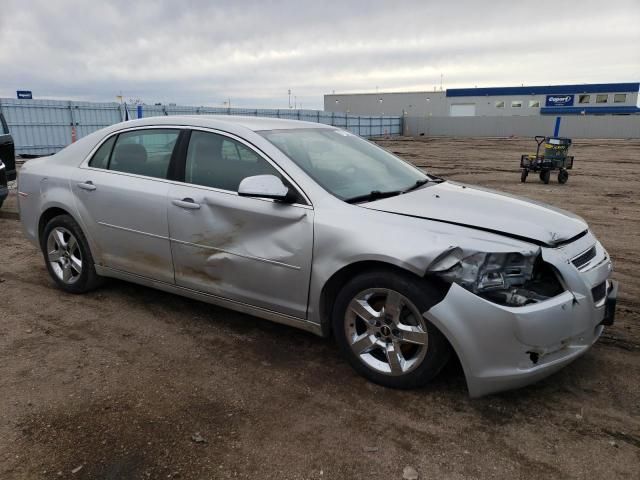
<box><xmin>1</xmin><ymin>138</ymin><xmax>639</xmax><ymax>479</ymax></box>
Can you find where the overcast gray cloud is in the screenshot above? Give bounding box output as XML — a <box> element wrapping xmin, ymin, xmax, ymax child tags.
<box><xmin>0</xmin><ymin>0</ymin><xmax>638</xmax><ymax>108</ymax></box>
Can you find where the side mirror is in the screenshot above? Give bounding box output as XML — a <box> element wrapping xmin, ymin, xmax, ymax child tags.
<box><xmin>238</xmin><ymin>175</ymin><xmax>294</xmax><ymax>202</ymax></box>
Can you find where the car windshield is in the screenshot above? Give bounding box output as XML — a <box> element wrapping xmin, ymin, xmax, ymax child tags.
<box><xmin>259</xmin><ymin>128</ymin><xmax>430</xmax><ymax>201</ymax></box>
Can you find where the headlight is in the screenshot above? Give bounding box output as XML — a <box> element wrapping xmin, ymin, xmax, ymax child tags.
<box><xmin>431</xmin><ymin>250</ymin><xmax>537</xmax><ymax>293</ymax></box>
<box><xmin>427</xmin><ymin>248</ymin><xmax>564</xmax><ymax>306</ymax></box>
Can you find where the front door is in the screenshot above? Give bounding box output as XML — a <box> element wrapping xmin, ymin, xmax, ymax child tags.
<box><xmin>73</xmin><ymin>128</ymin><xmax>180</xmax><ymax>283</ymax></box>
<box><xmin>168</xmin><ymin>129</ymin><xmax>314</xmax><ymax>318</ymax></box>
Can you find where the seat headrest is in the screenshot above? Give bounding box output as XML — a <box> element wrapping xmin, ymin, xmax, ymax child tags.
<box><xmin>113</xmin><ymin>143</ymin><xmax>147</xmax><ymax>172</ymax></box>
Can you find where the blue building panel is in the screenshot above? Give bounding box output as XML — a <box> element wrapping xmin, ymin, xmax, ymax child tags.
<box><xmin>447</xmin><ymin>83</ymin><xmax>640</xmax><ymax>97</ymax></box>
<box><xmin>540</xmin><ymin>106</ymin><xmax>640</xmax><ymax>115</ymax></box>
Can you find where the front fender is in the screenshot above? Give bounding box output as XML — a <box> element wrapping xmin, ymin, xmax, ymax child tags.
<box><xmin>306</xmin><ymin>204</ymin><xmax>539</xmax><ymax>327</ymax></box>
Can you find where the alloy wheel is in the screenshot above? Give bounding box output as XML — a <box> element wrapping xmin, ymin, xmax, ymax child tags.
<box><xmin>344</xmin><ymin>288</ymin><xmax>429</xmax><ymax>376</ymax></box>
<box><xmin>46</xmin><ymin>227</ymin><xmax>83</xmax><ymax>284</ymax></box>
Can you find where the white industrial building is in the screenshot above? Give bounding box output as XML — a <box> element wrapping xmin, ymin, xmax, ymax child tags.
<box><xmin>325</xmin><ymin>83</ymin><xmax>640</xmax><ymax>118</ymax></box>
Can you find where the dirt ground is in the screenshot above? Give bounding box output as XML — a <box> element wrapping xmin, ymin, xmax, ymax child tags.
<box><xmin>1</xmin><ymin>138</ymin><xmax>639</xmax><ymax>479</ymax></box>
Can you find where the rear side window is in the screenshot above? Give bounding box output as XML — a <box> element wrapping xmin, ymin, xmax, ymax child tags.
<box><xmin>0</xmin><ymin>114</ymin><xmax>9</xmax><ymax>135</ymax></box>
<box><xmin>89</xmin><ymin>136</ymin><xmax>116</xmax><ymax>169</ymax></box>
<box><xmin>185</xmin><ymin>131</ymin><xmax>281</xmax><ymax>191</ymax></box>
<box><xmin>109</xmin><ymin>129</ymin><xmax>179</xmax><ymax>179</ymax></box>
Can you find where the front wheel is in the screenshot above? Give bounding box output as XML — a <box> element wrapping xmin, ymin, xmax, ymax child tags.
<box><xmin>41</xmin><ymin>214</ymin><xmax>103</xmax><ymax>293</ymax></box>
<box><xmin>520</xmin><ymin>169</ymin><xmax>528</xmax><ymax>183</ymax></box>
<box><xmin>540</xmin><ymin>170</ymin><xmax>550</xmax><ymax>184</ymax></box>
<box><xmin>332</xmin><ymin>270</ymin><xmax>450</xmax><ymax>389</ymax></box>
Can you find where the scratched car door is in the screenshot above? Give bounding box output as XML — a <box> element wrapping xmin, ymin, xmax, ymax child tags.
<box><xmin>73</xmin><ymin>128</ymin><xmax>179</xmax><ymax>283</ymax></box>
<box><xmin>167</xmin><ymin>129</ymin><xmax>314</xmax><ymax>319</ymax></box>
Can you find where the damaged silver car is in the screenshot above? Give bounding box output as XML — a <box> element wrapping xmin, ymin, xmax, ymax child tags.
<box><xmin>18</xmin><ymin>116</ymin><xmax>617</xmax><ymax>396</ymax></box>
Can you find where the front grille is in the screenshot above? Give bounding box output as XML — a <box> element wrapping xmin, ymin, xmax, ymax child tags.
<box><xmin>591</xmin><ymin>281</ymin><xmax>607</xmax><ymax>304</ymax></box>
<box><xmin>572</xmin><ymin>246</ymin><xmax>596</xmax><ymax>270</ymax></box>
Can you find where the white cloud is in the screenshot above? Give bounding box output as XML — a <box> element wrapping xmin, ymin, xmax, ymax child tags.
<box><xmin>0</xmin><ymin>0</ymin><xmax>638</xmax><ymax>108</ymax></box>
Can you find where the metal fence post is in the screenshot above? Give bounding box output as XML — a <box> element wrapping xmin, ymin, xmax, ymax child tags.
<box><xmin>68</xmin><ymin>101</ymin><xmax>78</xmax><ymax>143</ymax></box>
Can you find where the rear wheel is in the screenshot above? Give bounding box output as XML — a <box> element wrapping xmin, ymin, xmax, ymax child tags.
<box><xmin>332</xmin><ymin>270</ymin><xmax>450</xmax><ymax>389</ymax></box>
<box><xmin>558</xmin><ymin>169</ymin><xmax>569</xmax><ymax>184</ymax></box>
<box><xmin>42</xmin><ymin>214</ymin><xmax>103</xmax><ymax>293</ymax></box>
<box><xmin>540</xmin><ymin>170</ymin><xmax>550</xmax><ymax>184</ymax></box>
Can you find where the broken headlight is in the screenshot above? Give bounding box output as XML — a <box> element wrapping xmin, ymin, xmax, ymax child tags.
<box><xmin>429</xmin><ymin>248</ymin><xmax>564</xmax><ymax>306</ymax></box>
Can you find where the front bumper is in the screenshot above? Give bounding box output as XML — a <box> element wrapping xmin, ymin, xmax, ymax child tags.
<box><xmin>425</xmin><ymin>234</ymin><xmax>616</xmax><ymax>397</ymax></box>
<box><xmin>0</xmin><ymin>185</ymin><xmax>8</xmax><ymax>205</ymax></box>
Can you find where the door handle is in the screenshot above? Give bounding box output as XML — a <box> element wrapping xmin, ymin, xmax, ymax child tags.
<box><xmin>172</xmin><ymin>198</ymin><xmax>201</xmax><ymax>210</ymax></box>
<box><xmin>77</xmin><ymin>181</ymin><xmax>96</xmax><ymax>191</ymax></box>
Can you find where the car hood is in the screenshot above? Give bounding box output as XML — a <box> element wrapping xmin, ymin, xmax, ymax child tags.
<box><xmin>362</xmin><ymin>181</ymin><xmax>587</xmax><ymax>246</ymax></box>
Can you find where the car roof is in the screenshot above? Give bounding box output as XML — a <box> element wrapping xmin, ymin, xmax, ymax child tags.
<box><xmin>114</xmin><ymin>115</ymin><xmax>335</xmax><ymax>133</ymax></box>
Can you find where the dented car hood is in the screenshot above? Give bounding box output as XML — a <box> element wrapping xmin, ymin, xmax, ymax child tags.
<box><xmin>362</xmin><ymin>181</ymin><xmax>587</xmax><ymax>246</ymax></box>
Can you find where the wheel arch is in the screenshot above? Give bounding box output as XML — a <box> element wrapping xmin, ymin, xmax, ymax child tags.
<box><xmin>318</xmin><ymin>260</ymin><xmax>450</xmax><ymax>337</ymax></box>
<box><xmin>38</xmin><ymin>206</ymin><xmax>74</xmax><ymax>248</ymax></box>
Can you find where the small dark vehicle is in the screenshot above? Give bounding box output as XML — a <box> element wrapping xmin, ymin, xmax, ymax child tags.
<box><xmin>0</xmin><ymin>112</ymin><xmax>15</xmax><ymax>208</ymax></box>
<box><xmin>520</xmin><ymin>136</ymin><xmax>573</xmax><ymax>184</ymax></box>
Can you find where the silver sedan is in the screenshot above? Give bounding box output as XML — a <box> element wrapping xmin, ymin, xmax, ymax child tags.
<box><xmin>18</xmin><ymin>116</ymin><xmax>617</xmax><ymax>396</ymax></box>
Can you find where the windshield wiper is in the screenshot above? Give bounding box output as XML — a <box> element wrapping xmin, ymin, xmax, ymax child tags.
<box><xmin>402</xmin><ymin>176</ymin><xmax>445</xmax><ymax>194</ymax></box>
<box><xmin>344</xmin><ymin>190</ymin><xmax>402</xmax><ymax>204</ymax></box>
<box><xmin>402</xmin><ymin>178</ymin><xmax>430</xmax><ymax>193</ymax></box>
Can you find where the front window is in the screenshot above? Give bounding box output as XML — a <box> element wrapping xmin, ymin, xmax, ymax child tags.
<box><xmin>260</xmin><ymin>128</ymin><xmax>429</xmax><ymax>201</ymax></box>
<box><xmin>185</xmin><ymin>130</ymin><xmax>282</xmax><ymax>192</ymax></box>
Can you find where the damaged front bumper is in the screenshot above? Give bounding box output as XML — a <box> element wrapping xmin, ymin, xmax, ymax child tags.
<box><xmin>424</xmin><ymin>235</ymin><xmax>616</xmax><ymax>397</ymax></box>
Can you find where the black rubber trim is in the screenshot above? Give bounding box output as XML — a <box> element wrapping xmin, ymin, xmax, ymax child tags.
<box><xmin>167</xmin><ymin>129</ymin><xmax>191</xmax><ymax>182</ymax></box>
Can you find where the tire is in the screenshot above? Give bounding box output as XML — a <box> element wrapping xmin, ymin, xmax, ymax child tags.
<box><xmin>41</xmin><ymin>214</ymin><xmax>103</xmax><ymax>293</ymax></box>
<box><xmin>332</xmin><ymin>269</ymin><xmax>451</xmax><ymax>389</ymax></box>
<box><xmin>520</xmin><ymin>169</ymin><xmax>528</xmax><ymax>183</ymax></box>
<box><xmin>540</xmin><ymin>170</ymin><xmax>550</xmax><ymax>184</ymax></box>
<box><xmin>558</xmin><ymin>169</ymin><xmax>569</xmax><ymax>184</ymax></box>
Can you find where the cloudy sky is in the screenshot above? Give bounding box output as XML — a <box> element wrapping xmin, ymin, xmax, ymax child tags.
<box><xmin>1</xmin><ymin>0</ymin><xmax>638</xmax><ymax>109</ymax></box>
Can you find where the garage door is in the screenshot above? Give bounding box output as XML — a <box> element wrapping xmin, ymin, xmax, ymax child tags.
<box><xmin>450</xmin><ymin>104</ymin><xmax>476</xmax><ymax>117</ymax></box>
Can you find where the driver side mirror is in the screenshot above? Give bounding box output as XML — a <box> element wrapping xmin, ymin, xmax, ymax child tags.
<box><xmin>238</xmin><ymin>175</ymin><xmax>295</xmax><ymax>203</ymax></box>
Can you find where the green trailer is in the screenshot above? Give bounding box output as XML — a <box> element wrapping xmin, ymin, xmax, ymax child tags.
<box><xmin>520</xmin><ymin>136</ymin><xmax>574</xmax><ymax>184</ymax></box>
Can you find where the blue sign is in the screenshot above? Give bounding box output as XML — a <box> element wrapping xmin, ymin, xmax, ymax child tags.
<box><xmin>545</xmin><ymin>94</ymin><xmax>574</xmax><ymax>107</ymax></box>
<box><xmin>17</xmin><ymin>90</ymin><xmax>33</xmax><ymax>99</ymax></box>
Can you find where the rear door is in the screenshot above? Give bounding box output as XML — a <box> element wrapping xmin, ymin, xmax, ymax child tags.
<box><xmin>167</xmin><ymin>129</ymin><xmax>314</xmax><ymax>318</ymax></box>
<box><xmin>0</xmin><ymin>113</ymin><xmax>16</xmax><ymax>181</ymax></box>
<box><xmin>73</xmin><ymin>127</ymin><xmax>181</xmax><ymax>283</ymax></box>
